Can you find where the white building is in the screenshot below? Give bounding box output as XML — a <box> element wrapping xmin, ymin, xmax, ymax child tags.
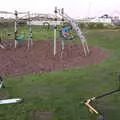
<box><xmin>90</xmin><ymin>17</ymin><xmax>112</xmax><ymax>24</ymax></box>
<box><xmin>29</xmin><ymin>20</ymin><xmax>61</xmax><ymax>26</ymax></box>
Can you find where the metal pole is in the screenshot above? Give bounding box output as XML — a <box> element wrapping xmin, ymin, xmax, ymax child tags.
<box><xmin>82</xmin><ymin>42</ymin><xmax>87</xmax><ymax>56</ymax></box>
<box><xmin>28</xmin><ymin>12</ymin><xmax>30</xmax><ymax>49</ymax></box>
<box><xmin>85</xmin><ymin>42</ymin><xmax>90</xmax><ymax>55</ymax></box>
<box><xmin>95</xmin><ymin>89</ymin><xmax>120</xmax><ymax>99</ymax></box>
<box><xmin>28</xmin><ymin>11</ymin><xmax>32</xmax><ymax>49</ymax></box>
<box><xmin>29</xmin><ymin>13</ymin><xmax>33</xmax><ymax>47</ymax></box>
<box><xmin>84</xmin><ymin>88</ymin><xmax>120</xmax><ymax>115</ymax></box>
<box><xmin>54</xmin><ymin>27</ymin><xmax>57</xmax><ymax>56</ymax></box>
<box><xmin>14</xmin><ymin>10</ymin><xmax>18</xmax><ymax>48</ymax></box>
<box><xmin>54</xmin><ymin>7</ymin><xmax>57</xmax><ymax>56</ymax></box>
<box><xmin>61</xmin><ymin>8</ymin><xmax>65</xmax><ymax>52</ymax></box>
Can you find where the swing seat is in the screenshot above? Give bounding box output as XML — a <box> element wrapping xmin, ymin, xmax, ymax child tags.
<box><xmin>16</xmin><ymin>35</ymin><xmax>24</xmax><ymax>42</ymax></box>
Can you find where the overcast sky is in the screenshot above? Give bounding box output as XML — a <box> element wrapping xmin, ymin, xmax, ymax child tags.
<box><xmin>0</xmin><ymin>0</ymin><xmax>120</xmax><ymax>18</ymax></box>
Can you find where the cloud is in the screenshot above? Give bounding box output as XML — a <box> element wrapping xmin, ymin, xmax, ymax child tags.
<box><xmin>0</xmin><ymin>0</ymin><xmax>120</xmax><ymax>18</ymax></box>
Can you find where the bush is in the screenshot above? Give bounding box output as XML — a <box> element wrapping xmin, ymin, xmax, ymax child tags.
<box><xmin>78</xmin><ymin>22</ymin><xmax>116</xmax><ymax>29</ymax></box>
<box><xmin>79</xmin><ymin>23</ymin><xmax>85</xmax><ymax>29</ymax></box>
<box><xmin>95</xmin><ymin>23</ymin><xmax>104</xmax><ymax>29</ymax></box>
<box><xmin>87</xmin><ymin>22</ymin><xmax>96</xmax><ymax>29</ymax></box>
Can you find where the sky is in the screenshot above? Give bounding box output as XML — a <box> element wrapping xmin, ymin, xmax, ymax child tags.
<box><xmin>0</xmin><ymin>0</ymin><xmax>120</xmax><ymax>18</ymax></box>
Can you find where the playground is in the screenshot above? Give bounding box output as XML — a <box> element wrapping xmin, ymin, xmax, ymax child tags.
<box><xmin>0</xmin><ymin>9</ymin><xmax>120</xmax><ymax>120</ymax></box>
<box><xmin>0</xmin><ymin>40</ymin><xmax>109</xmax><ymax>76</ymax></box>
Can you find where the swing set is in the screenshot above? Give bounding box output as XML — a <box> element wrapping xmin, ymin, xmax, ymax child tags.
<box><xmin>0</xmin><ymin>10</ymin><xmax>33</xmax><ymax>49</ymax></box>
<box><xmin>14</xmin><ymin>11</ymin><xmax>33</xmax><ymax>49</ymax></box>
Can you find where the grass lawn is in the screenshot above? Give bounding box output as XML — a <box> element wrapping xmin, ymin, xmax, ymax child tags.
<box><xmin>0</xmin><ymin>27</ymin><xmax>120</xmax><ymax>120</ymax></box>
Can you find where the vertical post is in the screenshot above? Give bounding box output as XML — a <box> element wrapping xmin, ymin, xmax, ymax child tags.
<box><xmin>54</xmin><ymin>27</ymin><xmax>56</xmax><ymax>56</ymax></box>
<box><xmin>61</xmin><ymin>8</ymin><xmax>65</xmax><ymax>52</ymax></box>
<box><xmin>0</xmin><ymin>76</ymin><xmax>4</xmax><ymax>88</ymax></box>
<box><xmin>28</xmin><ymin>11</ymin><xmax>32</xmax><ymax>49</ymax></box>
<box><xmin>28</xmin><ymin>11</ymin><xmax>30</xmax><ymax>49</ymax></box>
<box><xmin>14</xmin><ymin>10</ymin><xmax>18</xmax><ymax>48</ymax></box>
<box><xmin>54</xmin><ymin>7</ymin><xmax>57</xmax><ymax>56</ymax></box>
<box><xmin>0</xmin><ymin>35</ymin><xmax>5</xmax><ymax>49</ymax></box>
<box><xmin>82</xmin><ymin>42</ymin><xmax>87</xmax><ymax>56</ymax></box>
<box><xmin>85</xmin><ymin>42</ymin><xmax>90</xmax><ymax>55</ymax></box>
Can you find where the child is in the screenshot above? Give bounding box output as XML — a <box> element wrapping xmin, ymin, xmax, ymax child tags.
<box><xmin>60</xmin><ymin>26</ymin><xmax>73</xmax><ymax>40</ymax></box>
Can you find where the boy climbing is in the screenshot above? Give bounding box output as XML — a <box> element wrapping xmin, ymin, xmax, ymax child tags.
<box><xmin>60</xmin><ymin>26</ymin><xmax>74</xmax><ymax>40</ymax></box>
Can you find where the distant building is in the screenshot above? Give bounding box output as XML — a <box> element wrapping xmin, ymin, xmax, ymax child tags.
<box><xmin>28</xmin><ymin>20</ymin><xmax>61</xmax><ymax>25</ymax></box>
<box><xmin>79</xmin><ymin>14</ymin><xmax>113</xmax><ymax>24</ymax></box>
<box><xmin>26</xmin><ymin>13</ymin><xmax>62</xmax><ymax>26</ymax></box>
<box><xmin>112</xmin><ymin>17</ymin><xmax>120</xmax><ymax>24</ymax></box>
<box><xmin>90</xmin><ymin>17</ymin><xmax>112</xmax><ymax>23</ymax></box>
<box><xmin>78</xmin><ymin>17</ymin><xmax>112</xmax><ymax>24</ymax></box>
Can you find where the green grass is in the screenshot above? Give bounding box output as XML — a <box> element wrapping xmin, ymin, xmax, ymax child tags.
<box><xmin>0</xmin><ymin>25</ymin><xmax>58</xmax><ymax>41</ymax></box>
<box><xmin>0</xmin><ymin>27</ymin><xmax>120</xmax><ymax>120</ymax></box>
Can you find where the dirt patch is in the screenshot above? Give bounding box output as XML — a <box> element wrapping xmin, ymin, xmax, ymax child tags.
<box><xmin>0</xmin><ymin>40</ymin><xmax>110</xmax><ymax>76</ymax></box>
<box><xmin>29</xmin><ymin>110</ymin><xmax>53</xmax><ymax>120</ymax></box>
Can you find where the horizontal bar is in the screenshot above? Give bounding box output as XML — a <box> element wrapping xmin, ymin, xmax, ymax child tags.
<box><xmin>0</xmin><ymin>11</ymin><xmax>13</xmax><ymax>14</ymax></box>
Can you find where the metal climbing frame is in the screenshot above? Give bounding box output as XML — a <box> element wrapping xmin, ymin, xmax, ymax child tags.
<box><xmin>54</xmin><ymin>7</ymin><xmax>90</xmax><ymax>56</ymax></box>
<box><xmin>28</xmin><ymin>11</ymin><xmax>33</xmax><ymax>49</ymax></box>
<box><xmin>14</xmin><ymin>10</ymin><xmax>33</xmax><ymax>49</ymax></box>
<box><xmin>0</xmin><ymin>11</ymin><xmax>14</xmax><ymax>49</ymax></box>
<box><xmin>0</xmin><ymin>10</ymin><xmax>33</xmax><ymax>49</ymax></box>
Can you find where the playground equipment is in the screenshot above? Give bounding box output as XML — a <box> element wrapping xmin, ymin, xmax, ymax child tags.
<box><xmin>43</xmin><ymin>22</ymin><xmax>50</xmax><ymax>30</ymax></box>
<box><xmin>0</xmin><ymin>76</ymin><xmax>23</xmax><ymax>104</ymax></box>
<box><xmin>0</xmin><ymin>98</ymin><xmax>23</xmax><ymax>104</ymax></box>
<box><xmin>53</xmin><ymin>7</ymin><xmax>90</xmax><ymax>56</ymax></box>
<box><xmin>0</xmin><ymin>38</ymin><xmax>5</xmax><ymax>49</ymax></box>
<box><xmin>0</xmin><ymin>19</ymin><xmax>14</xmax><ymax>40</ymax></box>
<box><xmin>0</xmin><ymin>76</ymin><xmax>5</xmax><ymax>88</ymax></box>
<box><xmin>14</xmin><ymin>11</ymin><xmax>33</xmax><ymax>49</ymax></box>
<box><xmin>0</xmin><ymin>11</ymin><xmax>13</xmax><ymax>48</ymax></box>
<box><xmin>0</xmin><ymin>10</ymin><xmax>33</xmax><ymax>49</ymax></box>
<box><xmin>82</xmin><ymin>73</ymin><xmax>120</xmax><ymax>120</ymax></box>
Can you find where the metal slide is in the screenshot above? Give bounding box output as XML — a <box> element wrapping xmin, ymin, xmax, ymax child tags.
<box><xmin>57</xmin><ymin>8</ymin><xmax>90</xmax><ymax>56</ymax></box>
